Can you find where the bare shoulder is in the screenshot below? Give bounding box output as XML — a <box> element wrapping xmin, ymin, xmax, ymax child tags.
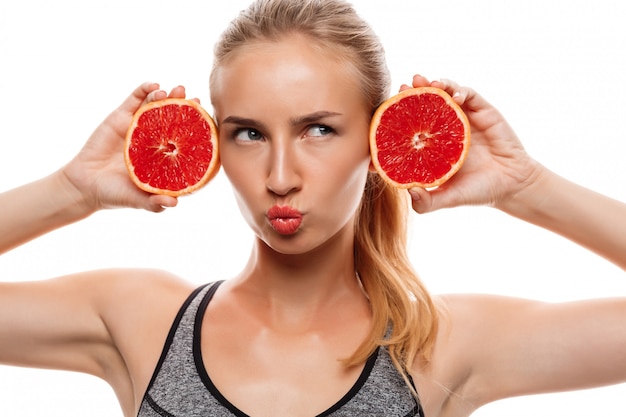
<box><xmin>89</xmin><ymin>269</ymin><xmax>195</xmax><ymax>357</ymax></box>
<box><xmin>90</xmin><ymin>267</ymin><xmax>196</xmax><ymax>313</ymax></box>
<box><xmin>0</xmin><ymin>268</ymin><xmax>199</xmax><ymax>414</ymax></box>
<box><xmin>430</xmin><ymin>292</ymin><xmax>541</xmax><ymax>367</ymax></box>
<box><xmin>73</xmin><ymin>269</ymin><xmax>197</xmax><ymax>369</ymax></box>
<box><xmin>434</xmin><ymin>293</ymin><xmax>544</xmax><ymax>351</ymax></box>
<box><xmin>430</xmin><ymin>293</ymin><xmax>626</xmax><ymax>410</ymax></box>
<box><xmin>414</xmin><ymin>293</ymin><xmax>543</xmax><ymax>417</ymax></box>
<box><xmin>436</xmin><ymin>292</ymin><xmax>539</xmax><ymax>325</ymax></box>
<box><xmin>61</xmin><ymin>267</ymin><xmax>197</xmax><ymax>333</ymax></box>
<box><xmin>87</xmin><ymin>268</ymin><xmax>198</xmax><ymax>390</ymax></box>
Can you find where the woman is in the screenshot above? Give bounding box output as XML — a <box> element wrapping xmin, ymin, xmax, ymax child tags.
<box><xmin>1</xmin><ymin>1</ymin><xmax>625</xmax><ymax>416</ymax></box>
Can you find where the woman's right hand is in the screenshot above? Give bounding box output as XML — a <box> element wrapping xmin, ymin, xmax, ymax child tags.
<box><xmin>61</xmin><ymin>83</ymin><xmax>188</xmax><ymax>214</ymax></box>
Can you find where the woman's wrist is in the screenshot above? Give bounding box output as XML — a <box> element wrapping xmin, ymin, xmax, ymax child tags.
<box><xmin>0</xmin><ymin>170</ymin><xmax>95</xmax><ymax>254</ymax></box>
<box><xmin>495</xmin><ymin>163</ymin><xmax>558</xmax><ymax>224</ymax></box>
<box><xmin>51</xmin><ymin>168</ymin><xmax>98</xmax><ymax>223</ymax></box>
<box><xmin>496</xmin><ymin>164</ymin><xmax>626</xmax><ymax>269</ymax></box>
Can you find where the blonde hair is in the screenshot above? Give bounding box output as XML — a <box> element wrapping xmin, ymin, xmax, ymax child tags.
<box><xmin>210</xmin><ymin>0</ymin><xmax>439</xmax><ymax>386</ymax></box>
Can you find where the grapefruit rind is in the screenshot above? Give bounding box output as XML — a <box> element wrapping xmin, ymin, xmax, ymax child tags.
<box><xmin>124</xmin><ymin>98</ymin><xmax>220</xmax><ymax>197</ymax></box>
<box><xmin>369</xmin><ymin>87</ymin><xmax>470</xmax><ymax>189</ymax></box>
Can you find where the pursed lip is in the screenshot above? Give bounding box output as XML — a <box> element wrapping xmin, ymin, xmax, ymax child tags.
<box><xmin>267</xmin><ymin>205</ymin><xmax>303</xmax><ymax>235</ymax></box>
<box><xmin>267</xmin><ymin>205</ymin><xmax>302</xmax><ymax>220</ymax></box>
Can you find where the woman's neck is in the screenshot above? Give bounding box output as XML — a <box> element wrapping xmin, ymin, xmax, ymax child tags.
<box><xmin>230</xmin><ymin>226</ymin><xmax>368</xmax><ymax>332</ymax></box>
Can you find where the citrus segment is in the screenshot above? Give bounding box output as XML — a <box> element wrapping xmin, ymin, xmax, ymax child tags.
<box><xmin>124</xmin><ymin>98</ymin><xmax>220</xmax><ymax>196</ymax></box>
<box><xmin>369</xmin><ymin>87</ymin><xmax>470</xmax><ymax>188</ymax></box>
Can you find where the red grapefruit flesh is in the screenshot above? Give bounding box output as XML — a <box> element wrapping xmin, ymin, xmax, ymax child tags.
<box><xmin>370</xmin><ymin>87</ymin><xmax>470</xmax><ymax>188</ymax></box>
<box><xmin>124</xmin><ymin>98</ymin><xmax>220</xmax><ymax>196</ymax></box>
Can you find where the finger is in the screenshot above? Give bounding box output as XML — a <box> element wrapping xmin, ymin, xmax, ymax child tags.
<box><xmin>411</xmin><ymin>74</ymin><xmax>431</xmax><ymax>88</ymax></box>
<box><xmin>408</xmin><ymin>186</ymin><xmax>460</xmax><ymax>214</ymax></box>
<box><xmin>116</xmin><ymin>182</ymin><xmax>178</xmax><ymax>213</ymax></box>
<box><xmin>432</xmin><ymin>79</ymin><xmax>491</xmax><ymax>113</ymax></box>
<box><xmin>119</xmin><ymin>82</ymin><xmax>161</xmax><ymax>114</ymax></box>
<box><xmin>431</xmin><ymin>78</ymin><xmax>465</xmax><ymax>104</ymax></box>
<box><xmin>431</xmin><ymin>78</ymin><xmax>459</xmax><ymax>91</ymax></box>
<box><xmin>145</xmin><ymin>194</ymin><xmax>178</xmax><ymax>213</ymax></box>
<box><xmin>399</xmin><ymin>75</ymin><xmax>431</xmax><ymax>93</ymax></box>
<box><xmin>105</xmin><ymin>83</ymin><xmax>163</xmax><ymax>138</ymax></box>
<box><xmin>461</xmin><ymin>88</ymin><xmax>495</xmax><ymax>115</ymax></box>
<box><xmin>408</xmin><ymin>187</ymin><xmax>433</xmax><ymax>214</ymax></box>
<box><xmin>167</xmin><ymin>85</ymin><xmax>187</xmax><ymax>99</ymax></box>
<box><xmin>145</xmin><ymin>89</ymin><xmax>168</xmax><ymax>104</ymax></box>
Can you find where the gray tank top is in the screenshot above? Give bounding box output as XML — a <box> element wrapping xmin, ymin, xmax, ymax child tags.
<box><xmin>137</xmin><ymin>281</ymin><xmax>424</xmax><ymax>417</ymax></box>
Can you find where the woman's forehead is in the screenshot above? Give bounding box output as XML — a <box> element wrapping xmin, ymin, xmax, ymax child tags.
<box><xmin>210</xmin><ymin>36</ymin><xmax>367</xmax><ymax>119</ymax></box>
<box><xmin>215</xmin><ymin>35</ymin><xmax>356</xmax><ymax>83</ymax></box>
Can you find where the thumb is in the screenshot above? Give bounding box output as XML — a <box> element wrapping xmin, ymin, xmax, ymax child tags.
<box><xmin>105</xmin><ymin>185</ymin><xmax>178</xmax><ymax>213</ymax></box>
<box><xmin>144</xmin><ymin>194</ymin><xmax>179</xmax><ymax>213</ymax></box>
<box><xmin>408</xmin><ymin>186</ymin><xmax>460</xmax><ymax>214</ymax></box>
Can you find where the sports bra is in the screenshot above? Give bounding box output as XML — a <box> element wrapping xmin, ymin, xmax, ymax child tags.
<box><xmin>137</xmin><ymin>281</ymin><xmax>425</xmax><ymax>417</ymax></box>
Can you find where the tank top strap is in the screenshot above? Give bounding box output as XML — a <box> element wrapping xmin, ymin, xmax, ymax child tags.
<box><xmin>138</xmin><ymin>280</ymin><xmax>225</xmax><ymax>417</ymax></box>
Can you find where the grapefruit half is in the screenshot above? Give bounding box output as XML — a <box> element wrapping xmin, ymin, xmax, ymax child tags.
<box><xmin>369</xmin><ymin>87</ymin><xmax>470</xmax><ymax>188</ymax></box>
<box><xmin>124</xmin><ymin>98</ymin><xmax>220</xmax><ymax>196</ymax></box>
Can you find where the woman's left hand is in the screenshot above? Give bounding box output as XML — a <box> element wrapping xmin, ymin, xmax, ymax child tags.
<box><xmin>402</xmin><ymin>75</ymin><xmax>543</xmax><ymax>214</ymax></box>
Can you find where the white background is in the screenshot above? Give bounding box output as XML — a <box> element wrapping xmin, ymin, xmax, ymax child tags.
<box><xmin>1</xmin><ymin>0</ymin><xmax>625</xmax><ymax>415</ymax></box>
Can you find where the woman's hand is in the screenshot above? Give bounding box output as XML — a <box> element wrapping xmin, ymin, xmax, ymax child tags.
<box><xmin>1</xmin><ymin>83</ymin><xmax>196</xmax><ymax>253</ymax></box>
<box><xmin>403</xmin><ymin>75</ymin><xmax>544</xmax><ymax>214</ymax></box>
<box><xmin>61</xmin><ymin>83</ymin><xmax>193</xmax><ymax>214</ymax></box>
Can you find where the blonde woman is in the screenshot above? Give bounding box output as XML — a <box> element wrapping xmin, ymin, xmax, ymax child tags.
<box><xmin>1</xmin><ymin>1</ymin><xmax>625</xmax><ymax>416</ymax></box>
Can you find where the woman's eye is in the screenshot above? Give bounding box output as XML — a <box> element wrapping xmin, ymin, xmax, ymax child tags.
<box><xmin>306</xmin><ymin>124</ymin><xmax>334</xmax><ymax>138</ymax></box>
<box><xmin>234</xmin><ymin>128</ymin><xmax>263</xmax><ymax>142</ymax></box>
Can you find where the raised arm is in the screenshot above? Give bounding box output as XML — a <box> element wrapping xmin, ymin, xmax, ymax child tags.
<box><xmin>0</xmin><ymin>82</ymin><xmax>179</xmax><ymax>255</ymax></box>
<box><xmin>0</xmin><ymin>84</ymin><xmax>197</xmax><ymax>415</ymax></box>
<box><xmin>404</xmin><ymin>76</ymin><xmax>626</xmax><ymax>413</ymax></box>
<box><xmin>406</xmin><ymin>75</ymin><xmax>626</xmax><ymax>270</ymax></box>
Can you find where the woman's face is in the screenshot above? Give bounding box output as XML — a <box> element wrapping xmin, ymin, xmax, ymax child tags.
<box><xmin>211</xmin><ymin>35</ymin><xmax>372</xmax><ymax>255</ymax></box>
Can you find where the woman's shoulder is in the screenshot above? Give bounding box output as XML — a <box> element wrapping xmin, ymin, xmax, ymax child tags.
<box><xmin>417</xmin><ymin>293</ymin><xmax>546</xmax><ymax>415</ymax></box>
<box><xmin>431</xmin><ymin>292</ymin><xmax>541</xmax><ymax>354</ymax></box>
<box><xmin>85</xmin><ymin>268</ymin><xmax>203</xmax><ymax>406</ymax></box>
<box><xmin>67</xmin><ymin>267</ymin><xmax>198</xmax><ymax>316</ymax></box>
<box><xmin>88</xmin><ymin>267</ymin><xmax>201</xmax><ymax>340</ymax></box>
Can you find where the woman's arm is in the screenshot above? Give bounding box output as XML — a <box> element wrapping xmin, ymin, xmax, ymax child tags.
<box><xmin>0</xmin><ymin>82</ymin><xmax>180</xmax><ymax>255</ymax></box>
<box><xmin>1</xmin><ymin>171</ymin><xmax>89</xmax><ymax>254</ymax></box>
<box><xmin>406</xmin><ymin>76</ymin><xmax>626</xmax><ymax>410</ymax></box>
<box><xmin>440</xmin><ymin>293</ymin><xmax>626</xmax><ymax>410</ymax></box>
<box><xmin>407</xmin><ymin>76</ymin><xmax>626</xmax><ymax>270</ymax></box>
<box><xmin>499</xmin><ymin>167</ymin><xmax>626</xmax><ymax>270</ymax></box>
<box><xmin>0</xmin><ymin>84</ymin><xmax>198</xmax><ymax>413</ymax></box>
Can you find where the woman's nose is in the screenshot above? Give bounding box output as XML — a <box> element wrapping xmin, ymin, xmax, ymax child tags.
<box><xmin>265</xmin><ymin>140</ymin><xmax>302</xmax><ymax>196</ymax></box>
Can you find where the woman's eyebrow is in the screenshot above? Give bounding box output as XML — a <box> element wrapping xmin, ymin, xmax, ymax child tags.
<box><xmin>221</xmin><ymin>111</ymin><xmax>342</xmax><ymax>129</ymax></box>
<box><xmin>290</xmin><ymin>111</ymin><xmax>342</xmax><ymax>126</ymax></box>
<box><xmin>221</xmin><ymin>116</ymin><xmax>266</xmax><ymax>130</ymax></box>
